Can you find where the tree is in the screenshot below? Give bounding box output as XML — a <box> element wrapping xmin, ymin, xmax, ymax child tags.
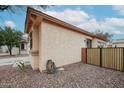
<box><xmin>0</xmin><ymin>28</ymin><xmax>4</xmax><ymax>47</ymax></box>
<box><xmin>0</xmin><ymin>5</ymin><xmax>52</xmax><ymax>55</ymax></box>
<box><xmin>93</xmin><ymin>30</ymin><xmax>113</xmax><ymax>42</ymax></box>
<box><xmin>0</xmin><ymin>27</ymin><xmax>23</xmax><ymax>55</ymax></box>
<box><xmin>0</xmin><ymin>5</ymin><xmax>52</xmax><ymax>13</ymax></box>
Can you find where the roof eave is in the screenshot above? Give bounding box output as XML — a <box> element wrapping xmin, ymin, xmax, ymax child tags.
<box><xmin>25</xmin><ymin>7</ymin><xmax>106</xmax><ymax>42</ymax></box>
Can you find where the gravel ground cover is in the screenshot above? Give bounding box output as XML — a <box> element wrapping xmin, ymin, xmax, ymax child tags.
<box><xmin>0</xmin><ymin>62</ymin><xmax>124</xmax><ymax>88</ymax></box>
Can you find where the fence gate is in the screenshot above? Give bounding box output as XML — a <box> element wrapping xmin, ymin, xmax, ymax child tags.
<box><xmin>83</xmin><ymin>48</ymin><xmax>124</xmax><ymax>71</ymax></box>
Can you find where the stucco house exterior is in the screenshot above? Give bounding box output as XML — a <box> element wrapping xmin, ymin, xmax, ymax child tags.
<box><xmin>0</xmin><ymin>39</ymin><xmax>29</xmax><ymax>55</ymax></box>
<box><xmin>25</xmin><ymin>7</ymin><xmax>106</xmax><ymax>72</ymax></box>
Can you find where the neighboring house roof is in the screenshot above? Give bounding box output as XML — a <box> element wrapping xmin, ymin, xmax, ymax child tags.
<box><xmin>25</xmin><ymin>7</ymin><xmax>106</xmax><ymax>41</ymax></box>
<box><xmin>112</xmin><ymin>39</ymin><xmax>124</xmax><ymax>44</ymax></box>
<box><xmin>20</xmin><ymin>39</ymin><xmax>28</xmax><ymax>43</ymax></box>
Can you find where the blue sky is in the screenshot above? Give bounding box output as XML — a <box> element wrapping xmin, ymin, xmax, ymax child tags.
<box><xmin>0</xmin><ymin>5</ymin><xmax>124</xmax><ymax>40</ymax></box>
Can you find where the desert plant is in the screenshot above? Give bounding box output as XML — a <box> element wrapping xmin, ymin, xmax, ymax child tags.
<box><xmin>16</xmin><ymin>60</ymin><xmax>25</xmax><ymax>71</ymax></box>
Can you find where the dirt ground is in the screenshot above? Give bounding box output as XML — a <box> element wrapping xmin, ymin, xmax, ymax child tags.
<box><xmin>0</xmin><ymin>62</ymin><xmax>124</xmax><ymax>88</ymax></box>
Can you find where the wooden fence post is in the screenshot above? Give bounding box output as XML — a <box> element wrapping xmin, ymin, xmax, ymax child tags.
<box><xmin>100</xmin><ymin>48</ymin><xmax>102</xmax><ymax>67</ymax></box>
<box><xmin>82</xmin><ymin>48</ymin><xmax>87</xmax><ymax>64</ymax></box>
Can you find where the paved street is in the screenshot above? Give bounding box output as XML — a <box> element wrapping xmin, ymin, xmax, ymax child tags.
<box><xmin>0</xmin><ymin>56</ymin><xmax>29</xmax><ymax>66</ymax></box>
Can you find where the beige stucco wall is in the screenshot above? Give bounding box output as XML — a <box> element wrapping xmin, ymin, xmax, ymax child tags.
<box><xmin>30</xmin><ymin>20</ymin><xmax>106</xmax><ymax>71</ymax></box>
<box><xmin>30</xmin><ymin>54</ymin><xmax>39</xmax><ymax>70</ymax></box>
<box><xmin>92</xmin><ymin>38</ymin><xmax>106</xmax><ymax>48</ymax></box>
<box><xmin>39</xmin><ymin>21</ymin><xmax>94</xmax><ymax>70</ymax></box>
<box><xmin>30</xmin><ymin>26</ymin><xmax>40</xmax><ymax>70</ymax></box>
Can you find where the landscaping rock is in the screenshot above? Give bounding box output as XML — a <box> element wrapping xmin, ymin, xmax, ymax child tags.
<box><xmin>58</xmin><ymin>68</ymin><xmax>64</xmax><ymax>71</ymax></box>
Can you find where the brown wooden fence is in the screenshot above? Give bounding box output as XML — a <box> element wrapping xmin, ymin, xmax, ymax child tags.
<box><xmin>85</xmin><ymin>48</ymin><xmax>124</xmax><ymax>71</ymax></box>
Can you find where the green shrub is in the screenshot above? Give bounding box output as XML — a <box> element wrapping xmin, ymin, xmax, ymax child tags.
<box><xmin>16</xmin><ymin>60</ymin><xmax>25</xmax><ymax>71</ymax></box>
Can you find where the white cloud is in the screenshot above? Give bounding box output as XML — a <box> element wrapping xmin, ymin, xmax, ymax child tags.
<box><xmin>113</xmin><ymin>5</ymin><xmax>124</xmax><ymax>16</ymax></box>
<box><xmin>45</xmin><ymin>9</ymin><xmax>89</xmax><ymax>25</ymax></box>
<box><xmin>99</xmin><ymin>18</ymin><xmax>124</xmax><ymax>35</ymax></box>
<box><xmin>111</xmin><ymin>30</ymin><xmax>123</xmax><ymax>35</ymax></box>
<box><xmin>5</xmin><ymin>21</ymin><xmax>15</xmax><ymax>29</ymax></box>
<box><xmin>77</xmin><ymin>18</ymin><xmax>101</xmax><ymax>32</ymax></box>
<box><xmin>44</xmin><ymin>8</ymin><xmax>124</xmax><ymax>36</ymax></box>
<box><xmin>102</xmin><ymin>17</ymin><xmax>124</xmax><ymax>27</ymax></box>
<box><xmin>79</xmin><ymin>17</ymin><xmax>124</xmax><ymax>34</ymax></box>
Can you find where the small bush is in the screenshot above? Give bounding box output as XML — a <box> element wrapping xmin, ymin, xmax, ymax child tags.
<box><xmin>16</xmin><ymin>60</ymin><xmax>25</xmax><ymax>71</ymax></box>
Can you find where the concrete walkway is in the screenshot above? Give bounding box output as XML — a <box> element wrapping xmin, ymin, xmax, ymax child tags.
<box><xmin>0</xmin><ymin>56</ymin><xmax>30</xmax><ymax>66</ymax></box>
